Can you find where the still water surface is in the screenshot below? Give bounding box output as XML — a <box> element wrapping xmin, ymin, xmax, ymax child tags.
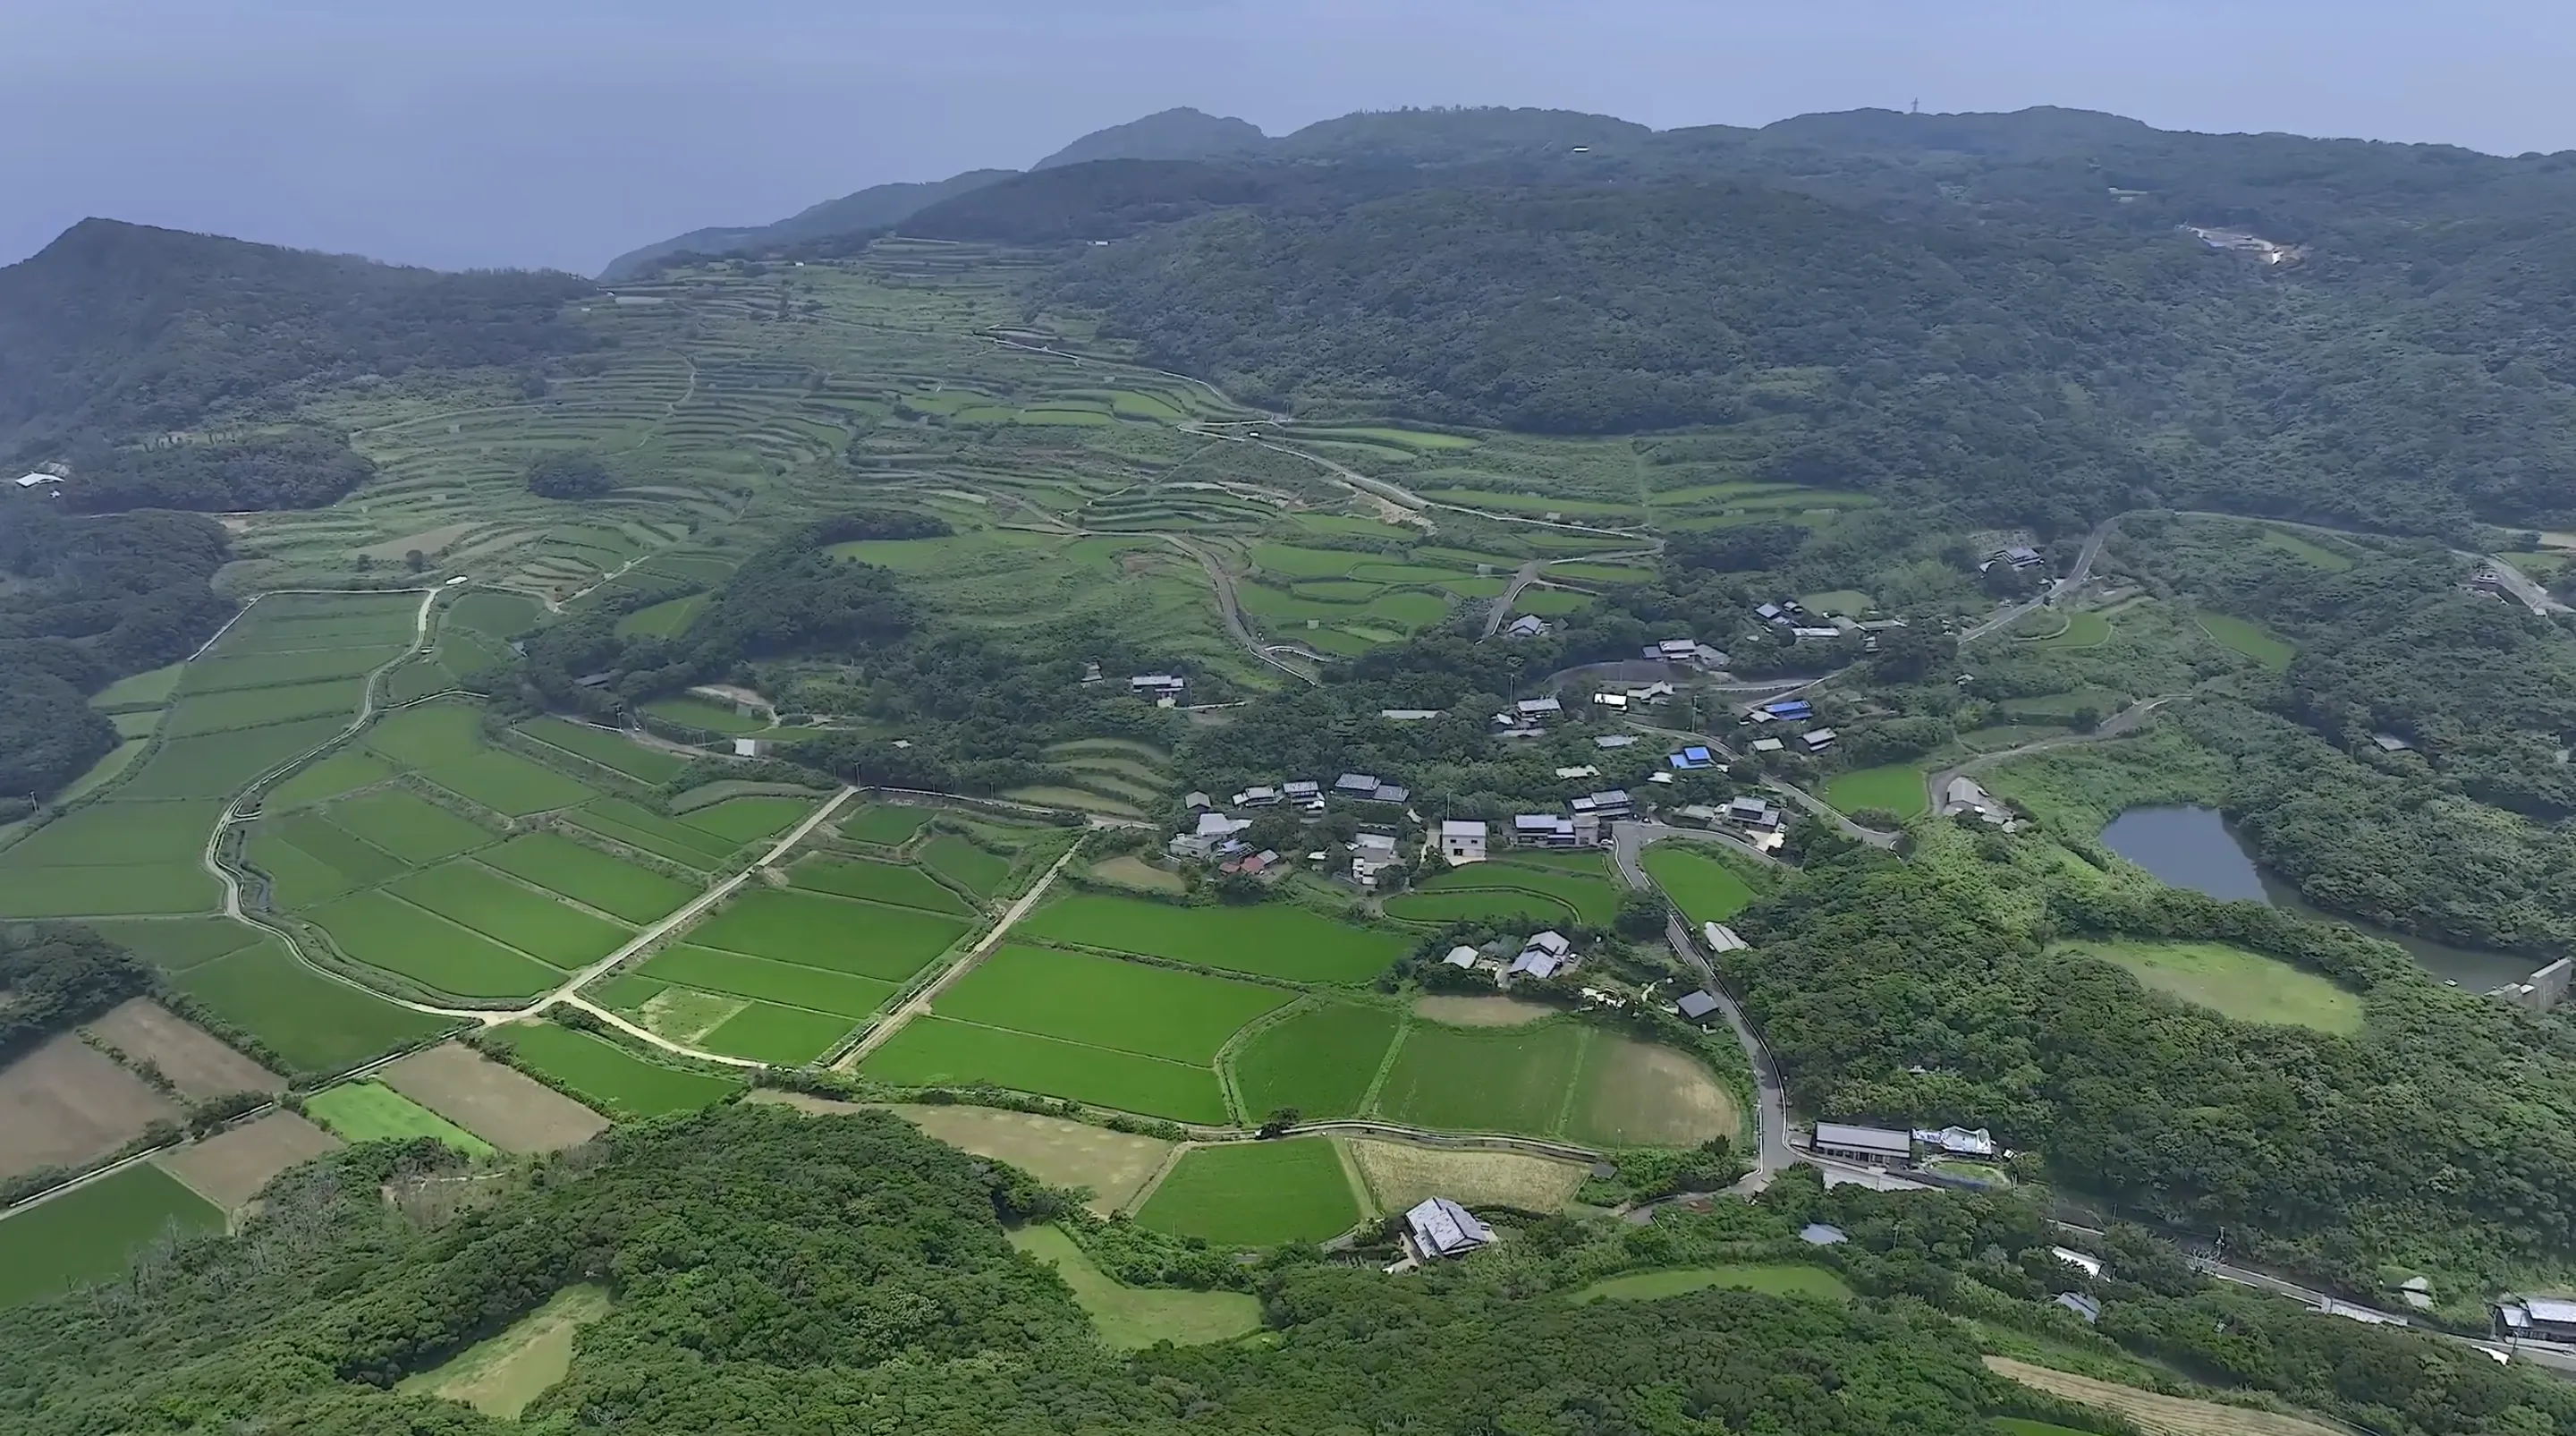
<box><xmin>2097</xmin><ymin>805</ymin><xmax>2535</xmax><ymax>991</ymax></box>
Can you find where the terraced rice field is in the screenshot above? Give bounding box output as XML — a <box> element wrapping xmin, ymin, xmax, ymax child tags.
<box><xmin>1386</xmin><ymin>855</ymin><xmax>1622</xmax><ymax>928</ymax></box>
<box><xmin>518</xmin><ymin>717</ymin><xmax>689</xmax><ymax>784</ymax></box>
<box><xmin>837</xmin><ymin>803</ymin><xmax>936</xmax><ymax>847</ymax></box>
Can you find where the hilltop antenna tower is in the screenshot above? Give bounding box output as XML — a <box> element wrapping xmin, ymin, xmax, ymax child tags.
<box><xmin>1910</xmin><ymin>98</ymin><xmax>1920</xmax><ymax>115</ymax></box>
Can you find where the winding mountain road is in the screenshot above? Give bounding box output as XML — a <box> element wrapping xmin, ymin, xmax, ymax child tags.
<box><xmin>1960</xmin><ymin>517</ymin><xmax>2118</xmax><ymax>645</ymax></box>
<box><xmin>1609</xmin><ymin>820</ymin><xmax>1796</xmax><ymax>1187</ymax></box>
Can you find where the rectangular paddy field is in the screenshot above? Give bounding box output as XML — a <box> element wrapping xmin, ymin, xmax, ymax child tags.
<box><xmin>420</xmin><ymin>749</ymin><xmax>600</xmax><ymax>816</ymax></box>
<box><xmin>516</xmin><ymin>717</ymin><xmax>689</xmax><ymax>784</ymax></box>
<box><xmin>367</xmin><ymin>703</ymin><xmax>487</xmax><ymax>768</ymax></box>
<box><xmin>632</xmin><ymin>944</ymin><xmax>898</xmax><ymax>1018</ymax></box>
<box><xmin>157</xmin><ymin>1110</ymin><xmax>342</xmax><ymax>1211</ymax></box>
<box><xmin>326</xmin><ymin>789</ymin><xmax>496</xmax><ymax>864</ymax></box>
<box><xmin>1134</xmin><ymin>1139</ymin><xmax>1363</xmax><ymax>1246</ymax></box>
<box><xmin>681</xmin><ymin>795</ymin><xmax>812</xmax><ymax>844</ymax></box>
<box><xmin>305</xmin><ymin>890</ymin><xmax>566</xmax><ymax>999</ymax></box>
<box><xmin>0</xmin><ymin>799</ymin><xmax>225</xmax><ymax>919</ymax></box>
<box><xmin>687</xmin><ymin>888</ymin><xmax>967</xmax><ymax>983</ymax></box>
<box><xmin>1823</xmin><ymin>765</ymin><xmax>1929</xmax><ymax>819</ymax></box>
<box><xmin>114</xmin><ymin>716</ymin><xmax>350</xmax><ymax>800</ymax></box>
<box><xmin>1640</xmin><ymin>845</ymin><xmax>1760</xmax><ymax>925</ymax></box>
<box><xmin>789</xmin><ymin>856</ymin><xmax>977</xmax><ymax>915</ymax></box>
<box><xmin>261</xmin><ymin>749</ymin><xmax>399</xmax><ymax>810</ymax></box>
<box><xmin>81</xmin><ymin>917</ymin><xmax>261</xmax><ymax>974</ymax></box>
<box><xmin>1228</xmin><ymin>1002</ymin><xmax>1404</xmax><ymax>1120</ymax></box>
<box><xmin>695</xmin><ymin>1004</ymin><xmax>856</xmax><ymax>1065</ymax></box>
<box><xmin>387</xmin><ymin>862</ymin><xmax>634</xmax><ymax>965</ymax></box>
<box><xmin>565</xmin><ymin>797</ymin><xmax>740</xmax><ymax>868</ymax></box>
<box><xmin>377</xmin><ymin>1043</ymin><xmax>608</xmax><ymax>1152</ymax></box>
<box><xmin>934</xmin><ymin>947</ymin><xmax>1293</xmax><ymax>1064</ymax></box>
<box><xmin>487</xmin><ymin>1023</ymin><xmax>742</xmax><ymax>1118</ymax></box>
<box><xmin>168</xmin><ymin>939</ymin><xmax>456</xmax><ymax>1075</ymax></box>
<box><xmin>1369</xmin><ymin>1018</ymin><xmax>1741</xmax><ymax>1148</ymax></box>
<box><xmin>0</xmin><ymin>1033</ymin><xmax>185</xmax><ymax>1181</ymax></box>
<box><xmin>921</xmin><ymin>835</ymin><xmax>1013</xmax><ymax>896</ymax></box>
<box><xmin>0</xmin><ymin>1162</ymin><xmax>225</xmax><ymax>1309</ymax></box>
<box><xmin>476</xmin><ymin>833</ymin><xmax>695</xmax><ymax>923</ymax></box>
<box><xmin>1385</xmin><ymin>854</ymin><xmax>1622</xmax><ymax>929</ymax></box>
<box><xmin>860</xmin><ymin>1018</ymin><xmax>1231</xmax><ymax>1124</ymax></box>
<box><xmin>1017</xmin><ymin>894</ymin><xmax>1410</xmax><ymax>984</ymax></box>
<box><xmin>83</xmin><ymin>999</ymin><xmax>284</xmax><ymax>1099</ymax></box>
<box><xmin>305</xmin><ymin>1082</ymin><xmax>495</xmax><ymax>1155</ymax></box>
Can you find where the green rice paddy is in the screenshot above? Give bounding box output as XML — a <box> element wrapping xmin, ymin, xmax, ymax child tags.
<box><xmin>1374</xmin><ymin>1022</ymin><xmax>1589</xmax><ymax>1137</ymax></box>
<box><xmin>305</xmin><ymin>1082</ymin><xmax>496</xmax><ymax>1154</ymax></box>
<box><xmin>1640</xmin><ymin>845</ymin><xmax>1759</xmax><ymax>925</ymax></box>
<box><xmin>2198</xmin><ymin>612</ymin><xmax>2295</xmax><ymax>670</ymax></box>
<box><xmin>388</xmin><ymin>862</ymin><xmax>632</xmax><ymax>967</ymax></box>
<box><xmin>860</xmin><ymin>1017</ymin><xmax>1228</xmax><ymax>1123</ymax></box>
<box><xmin>934</xmin><ymin>947</ymin><xmax>1292</xmax><ymax>1064</ymax></box>
<box><xmin>689</xmin><ymin>889</ymin><xmax>966</xmax><ymax>982</ymax></box>
<box><xmin>307</xmin><ymin>890</ymin><xmax>566</xmax><ymax>999</ymax></box>
<box><xmin>491</xmin><ymin>1022</ymin><xmax>742</xmax><ymax>1117</ymax></box>
<box><xmin>1135</xmin><ymin>1140</ymin><xmax>1362</xmax><ymax>1246</ymax></box>
<box><xmin>1390</xmin><ymin>856</ymin><xmax>1621</xmax><ymax>927</ymax></box>
<box><xmin>170</xmin><ymin>939</ymin><xmax>454</xmax><ymax>1074</ymax></box>
<box><xmin>1824</xmin><ymin>765</ymin><xmax>1929</xmax><ymax>820</ymax></box>
<box><xmin>790</xmin><ymin>856</ymin><xmax>976</xmax><ymax>914</ymax></box>
<box><xmin>837</xmin><ymin>803</ymin><xmax>936</xmax><ymax>846</ymax></box>
<box><xmin>0</xmin><ymin>1163</ymin><xmax>225</xmax><ymax>1309</ymax></box>
<box><xmin>519</xmin><ymin>717</ymin><xmax>689</xmax><ymax>784</ymax></box>
<box><xmin>634</xmin><ymin>944</ymin><xmax>898</xmax><ymax>1018</ymax></box>
<box><xmin>1020</xmin><ymin>895</ymin><xmax>1409</xmax><ymax>984</ymax></box>
<box><xmin>696</xmin><ymin>1002</ymin><xmax>854</xmax><ymax>1065</ymax></box>
<box><xmin>475</xmin><ymin>833</ymin><xmax>693</xmax><ymax>923</ymax></box>
<box><xmin>1229</xmin><ymin>1003</ymin><xmax>1403</xmax><ymax>1120</ymax></box>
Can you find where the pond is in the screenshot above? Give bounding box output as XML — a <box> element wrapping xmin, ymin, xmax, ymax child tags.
<box><xmin>2099</xmin><ymin>805</ymin><xmax>2536</xmax><ymax>992</ymax></box>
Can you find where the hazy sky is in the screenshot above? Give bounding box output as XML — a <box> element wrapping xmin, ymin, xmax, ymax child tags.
<box><xmin>5</xmin><ymin>0</ymin><xmax>2571</xmax><ymax>275</ymax></box>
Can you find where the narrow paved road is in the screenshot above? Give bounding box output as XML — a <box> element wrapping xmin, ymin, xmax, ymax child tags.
<box><xmin>1152</xmin><ymin>532</ymin><xmax>1320</xmax><ymax>685</ymax></box>
<box><xmin>1924</xmin><ymin>694</ymin><xmax>2177</xmax><ymax>808</ymax></box>
<box><xmin>842</xmin><ymin>845</ymin><xmax>1080</xmax><ymax>1066</ymax></box>
<box><xmin>1761</xmin><ymin>777</ymin><xmax>1902</xmax><ymax>850</ymax></box>
<box><xmin>1960</xmin><ymin>516</ymin><xmax>2118</xmax><ymax>645</ymax></box>
<box><xmin>1609</xmin><ymin>820</ymin><xmax>1795</xmax><ymax>1186</ymax></box>
<box><xmin>1482</xmin><ymin>559</ymin><xmax>1546</xmax><ymax>637</ymax></box>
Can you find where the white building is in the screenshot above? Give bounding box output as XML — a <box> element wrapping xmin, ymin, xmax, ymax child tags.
<box><xmin>1350</xmin><ymin>831</ymin><xmax>1402</xmax><ymax>887</ymax></box>
<box><xmin>1169</xmin><ymin>811</ymin><xmax>1252</xmax><ymax>861</ymax></box>
<box><xmin>1402</xmin><ymin>1197</ymin><xmax>1495</xmax><ymax>1260</ymax></box>
<box><xmin>1439</xmin><ymin>820</ymin><xmax>1488</xmax><ymax>865</ymax></box>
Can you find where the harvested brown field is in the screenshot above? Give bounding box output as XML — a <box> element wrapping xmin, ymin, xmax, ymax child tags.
<box><xmin>86</xmin><ymin>998</ymin><xmax>284</xmax><ymax>1099</ymax></box>
<box><xmin>157</xmin><ymin>1111</ymin><xmax>341</xmax><ymax>1213</ymax></box>
<box><xmin>1570</xmin><ymin>1035</ymin><xmax>1739</xmax><ymax>1147</ymax></box>
<box><xmin>1349</xmin><ymin>1138</ymin><xmax>1587</xmax><ymax>1215</ymax></box>
<box><xmin>1984</xmin><ymin>1358</ymin><xmax>2344</xmax><ymax>1436</ymax></box>
<box><xmin>0</xmin><ymin>1034</ymin><xmax>183</xmax><ymax>1180</ymax></box>
<box><xmin>750</xmin><ymin>1092</ymin><xmax>1175</xmax><ymax>1214</ymax></box>
<box><xmin>379</xmin><ymin>1043</ymin><xmax>608</xmax><ymax>1153</ymax></box>
<box><xmin>1410</xmin><ymin>995</ymin><xmax>1557</xmax><ymax>1027</ymax></box>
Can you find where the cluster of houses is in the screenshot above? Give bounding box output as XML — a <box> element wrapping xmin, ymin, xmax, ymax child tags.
<box><xmin>1636</xmin><ymin>635</ymin><xmax>1729</xmax><ymax>668</ymax></box>
<box><xmin>1173</xmin><ymin>773</ymin><xmax>1415</xmax><ymax>877</ymax></box>
<box><xmin>1442</xmin><ymin>929</ymin><xmax>1580</xmax><ymax>984</ymax></box>
<box><xmin>1745</xmin><ymin>698</ymin><xmax>1835</xmax><ymax>753</ymax></box>
<box><xmin>1752</xmin><ymin>600</ymin><xmax>1843</xmax><ymax>643</ymax></box>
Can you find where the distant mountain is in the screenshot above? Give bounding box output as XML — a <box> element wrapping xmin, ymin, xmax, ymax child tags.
<box><xmin>1031</xmin><ymin>106</ymin><xmax>1267</xmax><ymax>171</ymax></box>
<box><xmin>0</xmin><ymin>219</ymin><xmax>594</xmax><ymax>453</ymax></box>
<box><xmin>598</xmin><ymin>169</ymin><xmax>1017</xmax><ymax>281</ymax></box>
<box><xmin>1277</xmin><ymin>106</ymin><xmax>1654</xmax><ymax>162</ymax></box>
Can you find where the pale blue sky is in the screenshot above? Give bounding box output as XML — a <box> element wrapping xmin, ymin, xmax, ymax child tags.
<box><xmin>4</xmin><ymin>0</ymin><xmax>2569</xmax><ymax>274</ymax></box>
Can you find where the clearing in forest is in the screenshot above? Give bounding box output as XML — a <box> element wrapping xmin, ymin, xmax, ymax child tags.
<box><xmin>2055</xmin><ymin>939</ymin><xmax>2363</xmax><ymax>1033</ymax></box>
<box><xmin>1007</xmin><ymin>1224</ymin><xmax>1260</xmax><ymax>1348</ymax></box>
<box><xmin>396</xmin><ymin>1285</ymin><xmax>613</xmax><ymax>1418</ymax></box>
<box><xmin>1572</xmin><ymin>1263</ymin><xmax>1852</xmax><ymax>1304</ymax></box>
<box><xmin>1983</xmin><ymin>1358</ymin><xmax>2344</xmax><ymax>1436</ymax></box>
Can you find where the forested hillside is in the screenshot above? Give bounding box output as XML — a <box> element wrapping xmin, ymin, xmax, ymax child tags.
<box><xmin>8</xmin><ymin>1105</ymin><xmax>2567</xmax><ymax>1436</ymax></box>
<box><xmin>0</xmin><ymin>219</ymin><xmax>595</xmax><ymax>452</ymax></box>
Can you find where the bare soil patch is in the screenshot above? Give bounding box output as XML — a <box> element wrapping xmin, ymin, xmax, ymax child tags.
<box><xmin>1984</xmin><ymin>1358</ymin><xmax>2343</xmax><ymax>1436</ymax></box>
<box><xmin>750</xmin><ymin>1092</ymin><xmax>1175</xmax><ymax>1213</ymax></box>
<box><xmin>157</xmin><ymin>1111</ymin><xmax>341</xmax><ymax>1213</ymax></box>
<box><xmin>87</xmin><ymin>998</ymin><xmax>284</xmax><ymax>1099</ymax></box>
<box><xmin>379</xmin><ymin>1043</ymin><xmax>608</xmax><ymax>1153</ymax></box>
<box><xmin>1410</xmin><ymin>994</ymin><xmax>1557</xmax><ymax>1027</ymax></box>
<box><xmin>1350</xmin><ymin>1138</ymin><xmax>1587</xmax><ymax>1214</ymax></box>
<box><xmin>0</xmin><ymin>1034</ymin><xmax>183</xmax><ymax>1180</ymax></box>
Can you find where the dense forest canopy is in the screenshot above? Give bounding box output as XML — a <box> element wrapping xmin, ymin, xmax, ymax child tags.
<box><xmin>9</xmin><ymin>1105</ymin><xmax>2567</xmax><ymax>1436</ymax></box>
<box><xmin>0</xmin><ymin>496</ymin><xmax>235</xmax><ymax>802</ymax></box>
<box><xmin>0</xmin><ymin>219</ymin><xmax>597</xmax><ymax>453</ymax></box>
<box><xmin>61</xmin><ymin>429</ymin><xmax>377</xmax><ymax>514</ymax></box>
